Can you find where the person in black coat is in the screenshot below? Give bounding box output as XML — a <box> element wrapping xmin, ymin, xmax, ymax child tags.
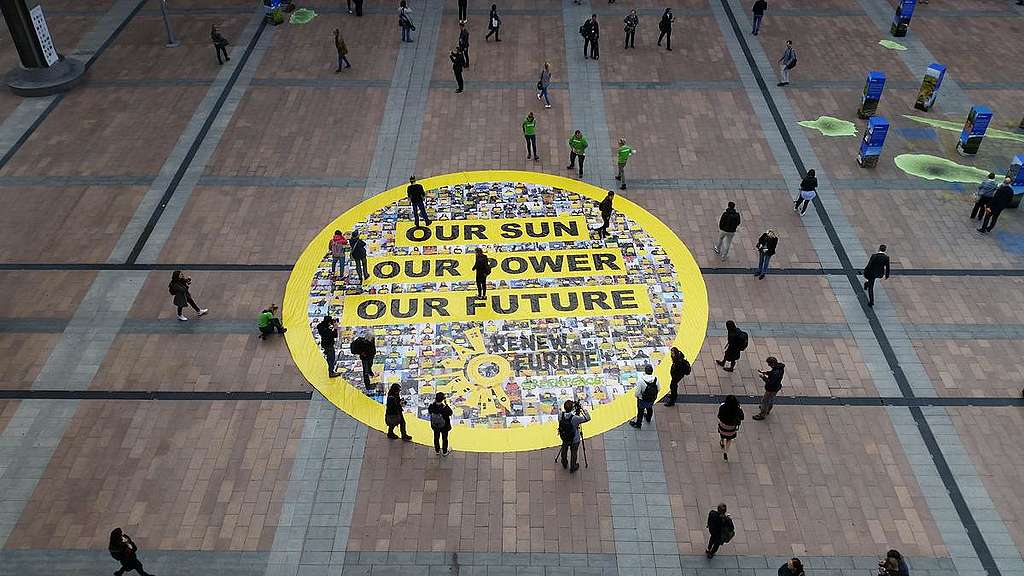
<box><xmin>351</xmin><ymin>331</ymin><xmax>376</xmax><ymax>388</ymax></box>
<box><xmin>715</xmin><ymin>320</ymin><xmax>746</xmax><ymax>372</ymax></box>
<box><xmin>863</xmin><ymin>244</ymin><xmax>890</xmax><ymax>306</ymax></box>
<box><xmin>317</xmin><ymin>316</ymin><xmax>340</xmax><ymax>377</ymax></box>
<box><xmin>597</xmin><ymin>190</ymin><xmax>615</xmax><ymax>237</ymax></box>
<box><xmin>717</xmin><ymin>394</ymin><xmax>744</xmax><ymax>461</ymax></box>
<box><xmin>979</xmin><ymin>177</ymin><xmax>1015</xmax><ymax>233</ymax></box>
<box><xmin>581</xmin><ymin>15</ymin><xmax>599</xmax><ymax>60</ymax></box>
<box><xmin>705</xmin><ymin>503</ymin><xmax>732</xmax><ymax>557</ymax></box>
<box><xmin>793</xmin><ymin>169</ymin><xmax>817</xmax><ymax>215</ymax></box>
<box><xmin>428</xmin><ymin>392</ymin><xmax>454</xmax><ymax>455</ymax></box>
<box><xmin>714</xmin><ymin>201</ymin><xmax>741</xmax><ymax>260</ymax></box>
<box><xmin>407</xmin><ymin>175</ymin><xmax>430</xmax><ymax>227</ymax></box>
<box><xmin>755</xmin><ymin>229</ymin><xmax>778</xmax><ymax>279</ymax></box>
<box><xmin>350</xmin><ymin>230</ymin><xmax>368</xmax><ymax>284</ymax></box>
<box><xmin>168</xmin><ymin>270</ymin><xmax>208</xmax><ymax>321</ymax></box>
<box><xmin>384</xmin><ymin>383</ymin><xmax>413</xmax><ymax>440</ymax></box>
<box><xmin>657</xmin><ymin>8</ymin><xmax>674</xmax><ymax>50</ymax></box>
<box><xmin>472</xmin><ymin>247</ymin><xmax>492</xmax><ymax>298</ymax></box>
<box><xmin>663</xmin><ymin>347</ymin><xmax>690</xmax><ymax>406</ymax></box>
<box><xmin>458</xmin><ymin>21</ymin><xmax>470</xmax><ymax>67</ymax></box>
<box><xmin>109</xmin><ymin>528</ymin><xmax>154</xmax><ymax>576</ymax></box>
<box><xmin>211</xmin><ymin>25</ymin><xmax>229</xmax><ymax>65</ymax></box>
<box><xmin>779</xmin><ymin>558</ymin><xmax>805</xmax><ymax>576</ymax></box>
<box><xmin>485</xmin><ymin>4</ymin><xmax>501</xmax><ymax>41</ymax></box>
<box><xmin>753</xmin><ymin>356</ymin><xmax>785</xmax><ymax>420</ymax></box>
<box><xmin>450</xmin><ymin>46</ymin><xmax>466</xmax><ymax>93</ymax></box>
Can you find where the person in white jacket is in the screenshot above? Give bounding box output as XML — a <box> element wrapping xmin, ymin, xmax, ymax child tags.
<box><xmin>629</xmin><ymin>365</ymin><xmax>659</xmax><ymax>429</ymax></box>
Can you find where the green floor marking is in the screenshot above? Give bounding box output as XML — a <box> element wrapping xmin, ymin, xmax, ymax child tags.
<box><xmin>798</xmin><ymin>116</ymin><xmax>858</xmax><ymax>137</ymax></box>
<box><xmin>903</xmin><ymin>115</ymin><xmax>1024</xmax><ymax>144</ymax></box>
<box><xmin>878</xmin><ymin>39</ymin><xmax>907</xmax><ymax>51</ymax></box>
<box><xmin>894</xmin><ymin>154</ymin><xmax>1000</xmax><ymax>183</ymax></box>
<box><xmin>290</xmin><ymin>8</ymin><xmax>316</xmax><ymax>24</ymax></box>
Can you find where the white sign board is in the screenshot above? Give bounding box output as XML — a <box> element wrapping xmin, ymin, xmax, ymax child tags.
<box><xmin>30</xmin><ymin>5</ymin><xmax>59</xmax><ymax>66</ymax></box>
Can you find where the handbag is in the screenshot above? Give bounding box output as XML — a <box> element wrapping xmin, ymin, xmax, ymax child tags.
<box><xmin>385</xmin><ymin>413</ymin><xmax>401</xmax><ymax>427</ymax></box>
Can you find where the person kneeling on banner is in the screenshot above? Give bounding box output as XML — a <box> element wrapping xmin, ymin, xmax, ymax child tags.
<box><xmin>557</xmin><ymin>400</ymin><xmax>591</xmax><ymax>473</ymax></box>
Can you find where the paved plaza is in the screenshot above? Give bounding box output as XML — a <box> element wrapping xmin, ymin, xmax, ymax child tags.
<box><xmin>1</xmin><ymin>0</ymin><xmax>1024</xmax><ymax>575</ymax></box>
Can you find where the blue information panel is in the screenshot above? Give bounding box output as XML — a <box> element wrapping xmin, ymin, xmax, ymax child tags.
<box><xmin>891</xmin><ymin>0</ymin><xmax>916</xmax><ymax>37</ymax></box>
<box><xmin>1008</xmin><ymin>155</ymin><xmax>1024</xmax><ymax>209</ymax></box>
<box><xmin>914</xmin><ymin>63</ymin><xmax>945</xmax><ymax>112</ymax></box>
<box><xmin>956</xmin><ymin>106</ymin><xmax>993</xmax><ymax>156</ymax></box>
<box><xmin>858</xmin><ymin>71</ymin><xmax>886</xmax><ymax>119</ymax></box>
<box><xmin>858</xmin><ymin>116</ymin><xmax>889</xmax><ymax>168</ymax></box>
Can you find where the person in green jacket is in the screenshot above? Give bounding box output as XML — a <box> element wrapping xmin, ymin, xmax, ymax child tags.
<box><xmin>566</xmin><ymin>130</ymin><xmax>587</xmax><ymax>178</ymax></box>
<box><xmin>615</xmin><ymin>137</ymin><xmax>636</xmax><ymax>190</ymax></box>
<box><xmin>522</xmin><ymin>112</ymin><xmax>539</xmax><ymax>161</ymax></box>
<box><xmin>258</xmin><ymin>304</ymin><xmax>287</xmax><ymax>340</ymax></box>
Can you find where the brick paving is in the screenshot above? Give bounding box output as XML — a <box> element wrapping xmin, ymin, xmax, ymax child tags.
<box><xmin>0</xmin><ymin>1</ymin><xmax>1022</xmax><ymax>575</ymax></box>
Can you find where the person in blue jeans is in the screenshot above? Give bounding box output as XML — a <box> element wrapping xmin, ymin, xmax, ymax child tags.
<box><xmin>755</xmin><ymin>229</ymin><xmax>777</xmax><ymax>279</ymax></box>
<box><xmin>537</xmin><ymin>62</ymin><xmax>552</xmax><ymax>108</ymax></box>
<box><xmin>751</xmin><ymin>0</ymin><xmax>767</xmax><ymax>35</ymax></box>
<box><xmin>399</xmin><ymin>1</ymin><xmax>414</xmax><ymax>42</ymax></box>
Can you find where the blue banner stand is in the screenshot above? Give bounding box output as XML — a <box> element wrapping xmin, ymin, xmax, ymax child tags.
<box><xmin>858</xmin><ymin>71</ymin><xmax>886</xmax><ymax>119</ymax></box>
<box><xmin>956</xmin><ymin>106</ymin><xmax>993</xmax><ymax>156</ymax></box>
<box><xmin>857</xmin><ymin>116</ymin><xmax>889</xmax><ymax>168</ymax></box>
<box><xmin>891</xmin><ymin>0</ymin><xmax>916</xmax><ymax>37</ymax></box>
<box><xmin>1008</xmin><ymin>155</ymin><xmax>1024</xmax><ymax>209</ymax></box>
<box><xmin>914</xmin><ymin>63</ymin><xmax>945</xmax><ymax>112</ymax></box>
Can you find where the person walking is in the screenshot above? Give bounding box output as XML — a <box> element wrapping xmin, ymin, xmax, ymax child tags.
<box><xmin>354</xmin><ymin>0</ymin><xmax>363</xmax><ymax>16</ymax></box>
<box><xmin>581</xmin><ymin>14</ymin><xmax>599</xmax><ymax>60</ymax></box>
<box><xmin>428</xmin><ymin>392</ymin><xmax>453</xmax><ymax>455</ymax></box>
<box><xmin>109</xmin><ymin>528</ymin><xmax>154</xmax><ymax>576</ymax></box>
<box><xmin>751</xmin><ymin>0</ymin><xmax>767</xmax><ymax>35</ymax></box>
<box><xmin>779</xmin><ymin>559</ymin><xmax>805</xmax><ymax>576</ymax></box>
<box><xmin>346</xmin><ymin>0</ymin><xmax>352</xmax><ymax>14</ymax></box>
<box><xmin>385</xmin><ymin>383</ymin><xmax>413</xmax><ymax>440</ymax></box>
<box><xmin>971</xmin><ymin>172</ymin><xmax>998</xmax><ymax>220</ymax></box>
<box><xmin>537</xmin><ymin>62</ymin><xmax>552</xmax><ymax>108</ymax></box>
<box><xmin>450</xmin><ymin>46</ymin><xmax>466</xmax><ymax>93</ymax></box>
<box><xmin>793</xmin><ymin>169</ymin><xmax>817</xmax><ymax>215</ymax></box>
<box><xmin>399</xmin><ymin>1</ymin><xmax>415</xmax><ymax>43</ymax></box>
<box><xmin>717</xmin><ymin>395</ymin><xmax>744</xmax><ymax>461</ymax></box>
<box><xmin>458</xmin><ymin>21</ymin><xmax>470</xmax><ymax>67</ymax></box>
<box><xmin>629</xmin><ymin>364</ymin><xmax>659</xmax><ymax>429</ymax></box>
<box><xmin>168</xmin><ymin>271</ymin><xmax>208</xmax><ymax>321</ymax></box>
<box><xmin>485</xmin><ymin>4</ymin><xmax>501</xmax><ymax>41</ymax></box>
<box><xmin>257</xmin><ymin>304</ymin><xmax>287</xmax><ymax>339</ymax></box>
<box><xmin>317</xmin><ymin>315</ymin><xmax>340</xmax><ymax>378</ymax></box>
<box><xmin>863</xmin><ymin>244</ymin><xmax>890</xmax><ymax>307</ymax></box>
<box><xmin>881</xmin><ymin>550</ymin><xmax>910</xmax><ymax>576</ymax></box>
<box><xmin>713</xmin><ymin>201</ymin><xmax>741</xmax><ymax>260</ymax></box>
<box><xmin>596</xmin><ymin>190</ymin><xmax>615</xmax><ymax>237</ymax></box>
<box><xmin>663</xmin><ymin>347</ymin><xmax>691</xmax><ymax>406</ymax></box>
<box><xmin>557</xmin><ymin>399</ymin><xmax>591</xmax><ymax>472</ymax></box>
<box><xmin>715</xmin><ymin>320</ymin><xmax>747</xmax><ymax>372</ymax></box>
<box><xmin>777</xmin><ymin>40</ymin><xmax>797</xmax><ymax>86</ymax></box>
<box><xmin>473</xmin><ymin>247</ymin><xmax>492</xmax><ymax>298</ymax></box>
<box><xmin>408</xmin><ymin>175</ymin><xmax>431</xmax><ymax>227</ymax></box>
<box><xmin>657</xmin><ymin>8</ymin><xmax>674</xmax><ymax>51</ymax></box>
<box><xmin>350</xmin><ymin>331</ymin><xmax>377</xmax><ymax>388</ymax></box>
<box><xmin>614</xmin><ymin>138</ymin><xmax>635</xmax><ymax>190</ymax></box>
<box><xmin>334</xmin><ymin>28</ymin><xmax>351</xmax><ymax>71</ymax></box>
<box><xmin>979</xmin><ymin>177</ymin><xmax>1015</xmax><ymax>233</ymax></box>
<box><xmin>329</xmin><ymin>229</ymin><xmax>348</xmax><ymax>280</ymax></box>
<box><xmin>522</xmin><ymin>112</ymin><xmax>539</xmax><ymax>161</ymax></box>
<box><xmin>211</xmin><ymin>25</ymin><xmax>230</xmax><ymax>65</ymax></box>
<box><xmin>623</xmin><ymin>9</ymin><xmax>638</xmax><ymax>49</ymax></box>
<box><xmin>458</xmin><ymin>0</ymin><xmax>468</xmax><ymax>22</ymax></box>
<box><xmin>567</xmin><ymin>129</ymin><xmax>587</xmax><ymax>178</ymax></box>
<box><xmin>753</xmin><ymin>356</ymin><xmax>785</xmax><ymax>420</ymax></box>
<box><xmin>349</xmin><ymin>230</ymin><xmax>369</xmax><ymax>284</ymax></box>
<box><xmin>755</xmin><ymin>229</ymin><xmax>778</xmax><ymax>279</ymax></box>
<box><xmin>706</xmin><ymin>503</ymin><xmax>734</xmax><ymax>557</ymax></box>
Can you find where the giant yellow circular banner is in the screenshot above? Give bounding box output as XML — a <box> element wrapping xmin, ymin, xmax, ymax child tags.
<box><xmin>283</xmin><ymin>171</ymin><xmax>707</xmax><ymax>452</ymax></box>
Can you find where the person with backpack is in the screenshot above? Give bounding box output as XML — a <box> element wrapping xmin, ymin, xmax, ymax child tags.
<box><xmin>428</xmin><ymin>392</ymin><xmax>453</xmax><ymax>455</ymax></box>
<box><xmin>623</xmin><ymin>9</ymin><xmax>638</xmax><ymax>49</ymax></box>
<box><xmin>715</xmin><ymin>320</ymin><xmax>747</xmax><ymax>372</ymax></box>
<box><xmin>753</xmin><ymin>356</ymin><xmax>785</xmax><ymax>420</ymax></box>
<box><xmin>793</xmin><ymin>169</ymin><xmax>817</xmax><ymax>216</ymax></box>
<box><xmin>557</xmin><ymin>399</ymin><xmax>591</xmax><ymax>472</ymax></box>
<box><xmin>349</xmin><ymin>229</ymin><xmax>368</xmax><ymax>284</ymax></box>
<box><xmin>656</xmin><ymin>8</ymin><xmax>674</xmax><ymax>51</ymax></box>
<box><xmin>169</xmin><ymin>270</ymin><xmax>208</xmax><ymax>322</ymax></box>
<box><xmin>567</xmin><ymin>129</ymin><xmax>588</xmax><ymax>178</ymax></box>
<box><xmin>257</xmin><ymin>304</ymin><xmax>287</xmax><ymax>340</ymax></box>
<box><xmin>399</xmin><ymin>1</ymin><xmax>414</xmax><ymax>43</ymax></box>
<box><xmin>717</xmin><ymin>394</ymin><xmax>744</xmax><ymax>461</ymax></box>
<box><xmin>663</xmin><ymin>347</ymin><xmax>690</xmax><ymax>406</ymax></box>
<box><xmin>706</xmin><ymin>502</ymin><xmax>735</xmax><ymax>557</ymax></box>
<box><xmin>581</xmin><ymin>14</ymin><xmax>599</xmax><ymax>60</ymax></box>
<box><xmin>472</xmin><ymin>247</ymin><xmax>492</xmax><ymax>298</ymax></box>
<box><xmin>485</xmin><ymin>4</ymin><xmax>501</xmax><ymax>41</ymax></box>
<box><xmin>109</xmin><ymin>528</ymin><xmax>154</xmax><ymax>576</ymax></box>
<box><xmin>777</xmin><ymin>40</ymin><xmax>796</xmax><ymax>86</ymax></box>
<box><xmin>755</xmin><ymin>229</ymin><xmax>778</xmax><ymax>279</ymax></box>
<box><xmin>713</xmin><ymin>201</ymin><xmax>741</xmax><ymax>261</ymax></box>
<box><xmin>329</xmin><ymin>229</ymin><xmax>348</xmax><ymax>279</ymax></box>
<box><xmin>384</xmin><ymin>383</ymin><xmax>413</xmax><ymax>441</ymax></box>
<box><xmin>317</xmin><ymin>315</ymin><xmax>340</xmax><ymax>378</ymax></box>
<box><xmin>407</xmin><ymin>175</ymin><xmax>431</xmax><ymax>227</ymax></box>
<box><xmin>522</xmin><ymin>112</ymin><xmax>539</xmax><ymax>161</ymax></box>
<box><xmin>350</xmin><ymin>331</ymin><xmax>376</xmax><ymax>388</ymax></box>
<box><xmin>629</xmin><ymin>364</ymin><xmax>659</xmax><ymax>429</ymax></box>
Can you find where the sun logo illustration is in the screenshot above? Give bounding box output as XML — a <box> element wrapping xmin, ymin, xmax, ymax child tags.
<box><xmin>435</xmin><ymin>327</ymin><xmax>513</xmax><ymax>419</ymax></box>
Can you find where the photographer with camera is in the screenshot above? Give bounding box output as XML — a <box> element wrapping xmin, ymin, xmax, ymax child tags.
<box><xmin>557</xmin><ymin>399</ymin><xmax>591</xmax><ymax>473</ymax></box>
<box><xmin>168</xmin><ymin>270</ymin><xmax>208</xmax><ymax>322</ymax></box>
<box><xmin>428</xmin><ymin>392</ymin><xmax>453</xmax><ymax>456</ymax></box>
<box><xmin>384</xmin><ymin>384</ymin><xmax>413</xmax><ymax>441</ymax></box>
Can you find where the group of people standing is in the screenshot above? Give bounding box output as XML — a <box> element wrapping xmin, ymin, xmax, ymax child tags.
<box><xmin>971</xmin><ymin>173</ymin><xmax>1016</xmax><ymax>234</ymax></box>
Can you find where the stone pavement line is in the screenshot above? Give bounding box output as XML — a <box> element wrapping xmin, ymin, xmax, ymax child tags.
<box><xmin>854</xmin><ymin>0</ymin><xmax>973</xmax><ymax>116</ymax></box>
<box><xmin>0</xmin><ymin>8</ymin><xmax>270</xmax><ymax>549</ymax></box>
<box><xmin>0</xmin><ymin>0</ymin><xmax>146</xmax><ymax>168</ymax></box>
<box><xmin>719</xmin><ymin>2</ymin><xmax>1018</xmax><ymax>575</ymax></box>
<box><xmin>262</xmin><ymin>4</ymin><xmax>442</xmax><ymax>576</ymax></box>
<box><xmin>563</xmin><ymin>0</ymin><xmax>615</xmax><ymax>191</ymax></box>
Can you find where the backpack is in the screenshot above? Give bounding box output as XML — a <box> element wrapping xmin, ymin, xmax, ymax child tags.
<box><xmin>168</xmin><ymin>282</ymin><xmax>176</xmax><ymax>295</ymax></box>
<box><xmin>722</xmin><ymin>515</ymin><xmax>736</xmax><ymax>543</ymax></box>
<box><xmin>350</xmin><ymin>337</ymin><xmax>366</xmax><ymax>355</ymax></box>
<box><xmin>429</xmin><ymin>408</ymin><xmax>446</xmax><ymax>429</ymax></box>
<box><xmin>785</xmin><ymin>58</ymin><xmax>797</xmax><ymax>70</ymax></box>
<box><xmin>735</xmin><ymin>330</ymin><xmax>749</xmax><ymax>351</ymax></box>
<box><xmin>557</xmin><ymin>413</ymin><xmax>577</xmax><ymax>444</ymax></box>
<box><xmin>641</xmin><ymin>377</ymin><xmax>658</xmax><ymax>403</ymax></box>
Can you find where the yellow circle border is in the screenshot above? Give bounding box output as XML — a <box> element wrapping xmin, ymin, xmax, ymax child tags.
<box><xmin>283</xmin><ymin>171</ymin><xmax>708</xmax><ymax>452</ymax></box>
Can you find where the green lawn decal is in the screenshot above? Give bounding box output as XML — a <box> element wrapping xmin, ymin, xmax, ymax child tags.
<box><xmin>894</xmin><ymin>154</ymin><xmax>999</xmax><ymax>183</ymax></box>
<box><xmin>878</xmin><ymin>40</ymin><xmax>908</xmax><ymax>51</ymax></box>
<box><xmin>290</xmin><ymin>8</ymin><xmax>316</xmax><ymax>24</ymax></box>
<box><xmin>903</xmin><ymin>115</ymin><xmax>1024</xmax><ymax>144</ymax></box>
<box><xmin>798</xmin><ymin>116</ymin><xmax>858</xmax><ymax>137</ymax></box>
